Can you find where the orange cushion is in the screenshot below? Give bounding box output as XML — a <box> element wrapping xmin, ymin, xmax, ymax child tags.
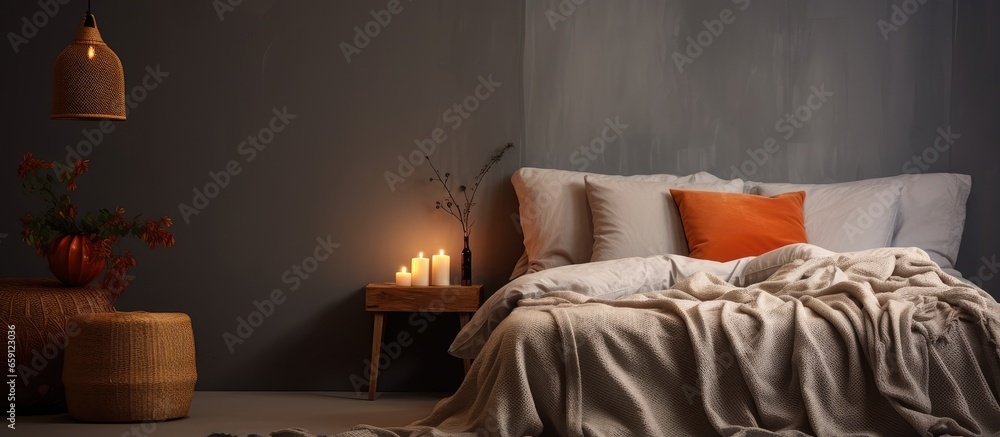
<box><xmin>669</xmin><ymin>189</ymin><xmax>808</xmax><ymax>262</ymax></box>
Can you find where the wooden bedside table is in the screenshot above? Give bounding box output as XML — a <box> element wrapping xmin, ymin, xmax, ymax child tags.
<box><xmin>365</xmin><ymin>282</ymin><xmax>482</xmax><ymax>401</ymax></box>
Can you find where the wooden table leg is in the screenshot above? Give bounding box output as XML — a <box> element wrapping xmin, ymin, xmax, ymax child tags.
<box><xmin>458</xmin><ymin>313</ymin><xmax>471</xmax><ymax>374</ymax></box>
<box><xmin>369</xmin><ymin>312</ymin><xmax>385</xmax><ymax>401</ymax></box>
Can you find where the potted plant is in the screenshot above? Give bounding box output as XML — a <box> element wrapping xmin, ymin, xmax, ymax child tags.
<box><xmin>17</xmin><ymin>153</ymin><xmax>175</xmax><ymax>299</ymax></box>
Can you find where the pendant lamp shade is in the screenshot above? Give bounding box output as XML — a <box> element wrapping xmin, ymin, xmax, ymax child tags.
<box><xmin>51</xmin><ymin>13</ymin><xmax>126</xmax><ymax>121</ymax></box>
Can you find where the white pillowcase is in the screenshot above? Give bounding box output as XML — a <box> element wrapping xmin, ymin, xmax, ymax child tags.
<box><xmin>755</xmin><ymin>179</ymin><xmax>905</xmax><ymax>253</ymax></box>
<box><xmin>586</xmin><ymin>177</ymin><xmax>745</xmax><ymax>262</ymax></box>
<box><xmin>510</xmin><ymin>168</ymin><xmax>729</xmax><ymax>275</ymax></box>
<box><xmin>883</xmin><ymin>173</ymin><xmax>970</xmax><ymax>269</ymax></box>
<box><xmin>751</xmin><ymin>173</ymin><xmax>973</xmax><ymax>270</ymax></box>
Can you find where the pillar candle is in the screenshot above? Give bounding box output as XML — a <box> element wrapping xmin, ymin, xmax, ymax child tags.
<box><xmin>411</xmin><ymin>252</ymin><xmax>430</xmax><ymax>286</ymax></box>
<box><xmin>395</xmin><ymin>266</ymin><xmax>412</xmax><ymax>287</ymax></box>
<box><xmin>431</xmin><ymin>249</ymin><xmax>450</xmax><ymax>286</ymax></box>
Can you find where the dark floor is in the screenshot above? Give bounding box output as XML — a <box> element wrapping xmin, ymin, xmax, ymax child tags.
<box><xmin>16</xmin><ymin>391</ymin><xmax>445</xmax><ymax>437</ymax></box>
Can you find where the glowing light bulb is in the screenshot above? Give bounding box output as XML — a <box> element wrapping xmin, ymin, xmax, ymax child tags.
<box><xmin>87</xmin><ymin>46</ymin><xmax>95</xmax><ymax>59</ymax></box>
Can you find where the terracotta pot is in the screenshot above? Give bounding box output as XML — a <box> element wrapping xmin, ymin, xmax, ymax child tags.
<box><xmin>47</xmin><ymin>234</ymin><xmax>105</xmax><ymax>286</ymax></box>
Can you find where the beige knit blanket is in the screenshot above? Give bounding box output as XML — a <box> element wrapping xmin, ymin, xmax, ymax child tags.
<box><xmin>344</xmin><ymin>247</ymin><xmax>1000</xmax><ymax>436</ymax></box>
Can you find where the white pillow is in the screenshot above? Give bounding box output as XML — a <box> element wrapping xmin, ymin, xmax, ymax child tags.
<box><xmin>586</xmin><ymin>177</ymin><xmax>745</xmax><ymax>262</ymax></box>
<box><xmin>511</xmin><ymin>168</ymin><xmax>728</xmax><ymax>275</ymax></box>
<box><xmin>755</xmin><ymin>179</ymin><xmax>904</xmax><ymax>253</ymax></box>
<box><xmin>509</xmin><ymin>252</ymin><xmax>530</xmax><ymax>279</ymax></box>
<box><xmin>884</xmin><ymin>173</ymin><xmax>970</xmax><ymax>269</ymax></box>
<box><xmin>753</xmin><ymin>174</ymin><xmax>971</xmax><ymax>269</ymax></box>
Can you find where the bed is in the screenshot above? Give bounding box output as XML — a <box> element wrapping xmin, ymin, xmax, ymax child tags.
<box><xmin>343</xmin><ymin>169</ymin><xmax>1000</xmax><ymax>436</ymax></box>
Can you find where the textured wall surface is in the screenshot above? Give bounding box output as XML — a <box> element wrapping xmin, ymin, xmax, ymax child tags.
<box><xmin>0</xmin><ymin>0</ymin><xmax>996</xmax><ymax>391</ymax></box>
<box><xmin>525</xmin><ymin>0</ymin><xmax>954</xmax><ymax>182</ymax></box>
<box><xmin>523</xmin><ymin>0</ymin><xmax>998</xmax><ymax>292</ymax></box>
<box><xmin>1</xmin><ymin>0</ymin><xmax>525</xmax><ymax>391</ymax></box>
<box><xmin>950</xmin><ymin>0</ymin><xmax>1000</xmax><ymax>291</ymax></box>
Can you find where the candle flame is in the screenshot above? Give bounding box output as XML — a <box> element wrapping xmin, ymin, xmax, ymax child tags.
<box><xmin>401</xmin><ymin>266</ymin><xmax>407</xmax><ymax>273</ymax></box>
<box><xmin>418</xmin><ymin>251</ymin><xmax>423</xmax><ymax>258</ymax></box>
<box><xmin>439</xmin><ymin>249</ymin><xmax>445</xmax><ymax>255</ymax></box>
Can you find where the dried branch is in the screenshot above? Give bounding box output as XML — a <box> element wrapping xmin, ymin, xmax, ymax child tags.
<box><xmin>426</xmin><ymin>155</ymin><xmax>467</xmax><ymax>232</ymax></box>
<box><xmin>425</xmin><ymin>143</ymin><xmax>515</xmax><ymax>237</ymax></box>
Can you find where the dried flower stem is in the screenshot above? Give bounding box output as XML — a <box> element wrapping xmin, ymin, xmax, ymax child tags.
<box><xmin>427</xmin><ymin>143</ymin><xmax>514</xmax><ymax>238</ymax></box>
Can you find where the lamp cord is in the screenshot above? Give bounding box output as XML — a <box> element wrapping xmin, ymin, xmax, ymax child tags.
<box><xmin>83</xmin><ymin>0</ymin><xmax>95</xmax><ymax>27</ymax></box>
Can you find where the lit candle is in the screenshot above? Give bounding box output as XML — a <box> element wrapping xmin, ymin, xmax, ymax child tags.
<box><xmin>411</xmin><ymin>252</ymin><xmax>430</xmax><ymax>286</ymax></box>
<box><xmin>395</xmin><ymin>266</ymin><xmax>412</xmax><ymax>287</ymax></box>
<box><xmin>431</xmin><ymin>249</ymin><xmax>450</xmax><ymax>286</ymax></box>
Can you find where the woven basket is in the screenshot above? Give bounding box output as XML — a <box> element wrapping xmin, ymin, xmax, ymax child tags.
<box><xmin>0</xmin><ymin>278</ymin><xmax>115</xmax><ymax>414</ymax></box>
<box><xmin>63</xmin><ymin>312</ymin><xmax>197</xmax><ymax>422</ymax></box>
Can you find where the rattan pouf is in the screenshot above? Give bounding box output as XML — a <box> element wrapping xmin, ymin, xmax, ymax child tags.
<box><xmin>63</xmin><ymin>312</ymin><xmax>197</xmax><ymax>422</ymax></box>
<box><xmin>0</xmin><ymin>278</ymin><xmax>115</xmax><ymax>414</ymax></box>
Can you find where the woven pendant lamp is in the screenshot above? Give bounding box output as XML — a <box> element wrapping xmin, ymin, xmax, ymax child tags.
<box><xmin>51</xmin><ymin>4</ymin><xmax>125</xmax><ymax>121</ymax></box>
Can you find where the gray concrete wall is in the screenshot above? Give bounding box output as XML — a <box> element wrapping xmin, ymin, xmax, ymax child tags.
<box><xmin>1</xmin><ymin>0</ymin><xmax>525</xmax><ymax>391</ymax></box>
<box><xmin>950</xmin><ymin>0</ymin><xmax>1000</xmax><ymax>291</ymax></box>
<box><xmin>523</xmin><ymin>0</ymin><xmax>998</xmax><ymax>293</ymax></box>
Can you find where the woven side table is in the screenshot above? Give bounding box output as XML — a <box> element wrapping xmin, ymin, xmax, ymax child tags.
<box><xmin>0</xmin><ymin>278</ymin><xmax>115</xmax><ymax>414</ymax></box>
<box><xmin>63</xmin><ymin>312</ymin><xmax>197</xmax><ymax>422</ymax></box>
